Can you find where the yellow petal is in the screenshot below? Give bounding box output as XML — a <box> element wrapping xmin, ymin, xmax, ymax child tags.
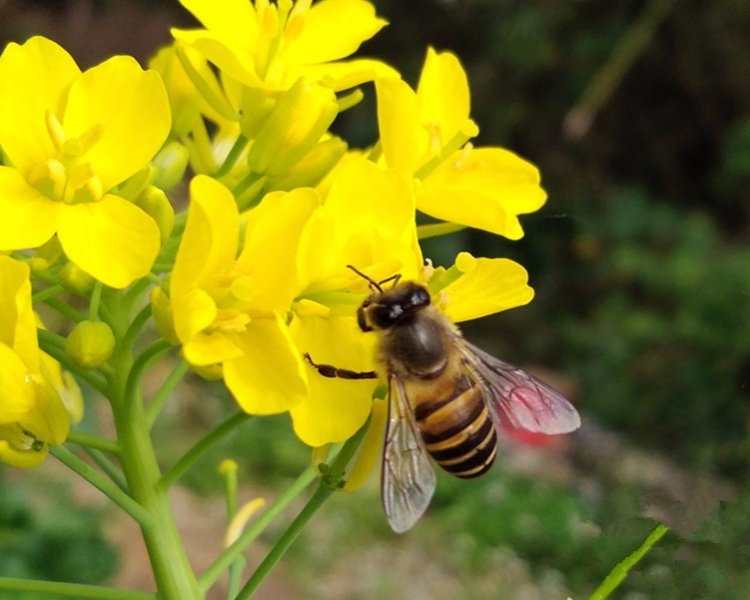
<box><xmin>416</xmin><ymin>48</ymin><xmax>471</xmax><ymax>148</ymax></box>
<box><xmin>0</xmin><ymin>342</ymin><xmax>37</xmax><ymax>423</ymax></box>
<box><xmin>177</xmin><ymin>0</ymin><xmax>259</xmax><ymax>48</ymax></box>
<box><xmin>0</xmin><ymin>436</ymin><xmax>48</xmax><ymax>468</ymax></box>
<box><xmin>296</xmin><ymin>58</ymin><xmax>398</xmax><ymax>92</ymax></box>
<box><xmin>63</xmin><ymin>56</ymin><xmax>171</xmax><ymax>191</ymax></box>
<box><xmin>172</xmin><ymin>175</ymin><xmax>239</xmax><ymax>301</ymax></box>
<box><xmin>184</xmin><ymin>331</ymin><xmax>244</xmax><ymax>366</ymax></box>
<box><xmin>375</xmin><ymin>77</ymin><xmax>424</xmax><ymax>175</ymax></box>
<box><xmin>0</xmin><ymin>167</ymin><xmax>60</xmax><ymax>251</ymax></box>
<box><xmin>173</xmin><ymin>288</ymin><xmax>218</xmax><ymax>343</ymax></box>
<box><xmin>440</xmin><ymin>257</ymin><xmax>534</xmax><ymax>322</ymax></box>
<box><xmin>223</xmin><ymin>314</ymin><xmax>308</xmax><ymax>415</ymax></box>
<box><xmin>313</xmin><ymin>158</ymin><xmax>421</xmax><ymax>282</ymax></box>
<box><xmin>237</xmin><ymin>188</ymin><xmax>319</xmax><ymax>312</ymax></box>
<box><xmin>57</xmin><ymin>194</ymin><xmax>160</xmax><ymax>289</ymax></box>
<box><xmin>172</xmin><ymin>29</ymin><xmax>261</xmax><ymax>88</ymax></box>
<box><xmin>417</xmin><ymin>147</ymin><xmax>547</xmax><ymax>239</ymax></box>
<box><xmin>0</xmin><ymin>36</ymin><xmax>81</xmax><ymax>176</ymax></box>
<box><xmin>289</xmin><ymin>315</ymin><xmax>377</xmax><ymax>447</ymax></box>
<box><xmin>284</xmin><ymin>0</ymin><xmax>387</xmax><ymax>65</ymax></box>
<box><xmin>0</xmin><ymin>257</ymin><xmax>40</xmax><ymax>373</ymax></box>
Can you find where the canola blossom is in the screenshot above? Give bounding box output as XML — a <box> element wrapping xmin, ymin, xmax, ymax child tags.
<box><xmin>0</xmin><ymin>37</ymin><xmax>169</xmax><ymax>288</ymax></box>
<box><xmin>0</xmin><ymin>2</ymin><xmax>570</xmax><ymax>599</ymax></box>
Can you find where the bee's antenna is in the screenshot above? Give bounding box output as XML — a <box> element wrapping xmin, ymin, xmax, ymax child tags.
<box><xmin>346</xmin><ymin>265</ymin><xmax>383</xmax><ymax>293</ymax></box>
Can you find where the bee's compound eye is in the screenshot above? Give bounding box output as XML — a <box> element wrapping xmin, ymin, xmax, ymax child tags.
<box><xmin>371</xmin><ymin>304</ymin><xmax>402</xmax><ymax>328</ymax></box>
<box><xmin>413</xmin><ymin>286</ymin><xmax>431</xmax><ymax>307</ymax></box>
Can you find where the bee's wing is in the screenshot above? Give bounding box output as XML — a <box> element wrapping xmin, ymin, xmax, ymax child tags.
<box><xmin>458</xmin><ymin>339</ymin><xmax>581</xmax><ymax>435</ymax></box>
<box><xmin>381</xmin><ymin>375</ymin><xmax>436</xmax><ymax>534</ymax></box>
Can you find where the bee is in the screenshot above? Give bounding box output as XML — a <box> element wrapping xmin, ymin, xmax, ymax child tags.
<box><xmin>305</xmin><ymin>266</ymin><xmax>581</xmax><ymax>533</ymax></box>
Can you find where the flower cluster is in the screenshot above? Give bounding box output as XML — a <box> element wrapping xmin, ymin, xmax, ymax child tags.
<box><xmin>0</xmin><ymin>0</ymin><xmax>547</xmax><ymax>462</ymax></box>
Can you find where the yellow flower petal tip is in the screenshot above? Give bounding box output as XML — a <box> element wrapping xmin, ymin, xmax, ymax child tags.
<box><xmin>224</xmin><ymin>498</ymin><xmax>267</xmax><ymax>548</ymax></box>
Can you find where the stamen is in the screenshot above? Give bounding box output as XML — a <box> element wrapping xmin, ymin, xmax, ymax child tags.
<box><xmin>45</xmin><ymin>111</ymin><xmax>66</xmax><ymax>153</ymax></box>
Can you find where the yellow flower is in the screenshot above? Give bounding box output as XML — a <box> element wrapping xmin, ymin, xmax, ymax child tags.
<box><xmin>172</xmin><ymin>0</ymin><xmax>395</xmax><ymax>92</ymax></box>
<box><xmin>0</xmin><ymin>36</ymin><xmax>170</xmax><ymax>288</ymax></box>
<box><xmin>153</xmin><ymin>175</ymin><xmax>311</xmax><ymax>414</ymax></box>
<box><xmin>0</xmin><ymin>257</ymin><xmax>70</xmax><ymax>467</ymax></box>
<box><xmin>375</xmin><ymin>48</ymin><xmax>546</xmax><ymax>239</ymax></box>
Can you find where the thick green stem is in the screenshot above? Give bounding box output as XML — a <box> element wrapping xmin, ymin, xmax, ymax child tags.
<box><xmin>0</xmin><ymin>577</ymin><xmax>155</xmax><ymax>600</ymax></box>
<box><xmin>587</xmin><ymin>522</ymin><xmax>670</xmax><ymax>600</ymax></box>
<box><xmin>108</xmin><ymin>310</ymin><xmax>202</xmax><ymax>599</ymax></box>
<box><xmin>112</xmin><ymin>394</ymin><xmax>203</xmax><ymax>600</ymax></box>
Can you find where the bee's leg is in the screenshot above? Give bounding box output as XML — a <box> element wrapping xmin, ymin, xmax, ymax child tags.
<box><xmin>303</xmin><ymin>353</ymin><xmax>377</xmax><ymax>380</ymax></box>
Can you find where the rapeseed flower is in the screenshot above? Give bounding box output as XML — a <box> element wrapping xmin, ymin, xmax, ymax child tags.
<box><xmin>0</xmin><ymin>36</ymin><xmax>170</xmax><ymax>288</ymax></box>
<box><xmin>375</xmin><ymin>48</ymin><xmax>547</xmax><ymax>239</ymax></box>
<box><xmin>0</xmin><ymin>257</ymin><xmax>70</xmax><ymax>467</ymax></box>
<box><xmin>172</xmin><ymin>0</ymin><xmax>393</xmax><ymax>92</ymax></box>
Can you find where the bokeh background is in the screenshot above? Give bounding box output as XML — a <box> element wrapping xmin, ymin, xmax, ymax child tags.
<box><xmin>1</xmin><ymin>0</ymin><xmax>749</xmax><ymax>598</ymax></box>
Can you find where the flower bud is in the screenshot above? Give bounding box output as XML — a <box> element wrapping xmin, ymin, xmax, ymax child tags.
<box><xmin>65</xmin><ymin>321</ymin><xmax>116</xmax><ymax>370</ymax></box>
<box><xmin>246</xmin><ymin>78</ymin><xmax>338</xmax><ymax>177</ymax></box>
<box><xmin>135</xmin><ymin>186</ymin><xmax>175</xmax><ymax>245</ymax></box>
<box><xmin>59</xmin><ymin>261</ymin><xmax>96</xmax><ymax>295</ymax></box>
<box><xmin>268</xmin><ymin>136</ymin><xmax>347</xmax><ymax>192</ymax></box>
<box><xmin>152</xmin><ymin>141</ymin><xmax>190</xmax><ymax>190</ymax></box>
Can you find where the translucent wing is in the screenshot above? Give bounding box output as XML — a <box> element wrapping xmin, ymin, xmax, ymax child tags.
<box><xmin>381</xmin><ymin>375</ymin><xmax>436</xmax><ymax>534</ymax></box>
<box><xmin>457</xmin><ymin>340</ymin><xmax>581</xmax><ymax>435</ymax></box>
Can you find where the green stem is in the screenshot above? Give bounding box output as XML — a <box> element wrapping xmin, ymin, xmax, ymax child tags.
<box><xmin>66</xmin><ymin>430</ymin><xmax>121</xmax><ymax>454</ymax></box>
<box><xmin>44</xmin><ymin>296</ymin><xmax>86</xmax><ymax>322</ymax></box>
<box><xmin>216</xmin><ymin>134</ymin><xmax>249</xmax><ymax>177</ymax></box>
<box><xmin>587</xmin><ymin>522</ymin><xmax>670</xmax><ymax>600</ymax></box>
<box><xmin>111</xmin><ymin>379</ymin><xmax>203</xmax><ymax>600</ymax></box>
<box><xmin>199</xmin><ymin>466</ymin><xmax>317</xmax><ymax>593</ymax></box>
<box><xmin>564</xmin><ymin>0</ymin><xmax>679</xmax><ymax>139</ymax></box>
<box><xmin>89</xmin><ymin>282</ymin><xmax>104</xmax><ymax>321</ymax></box>
<box><xmin>32</xmin><ymin>284</ymin><xmax>64</xmax><ymax>304</ymax></box>
<box><xmin>232</xmin><ymin>423</ymin><xmax>369</xmax><ymax>600</ymax></box>
<box><xmin>50</xmin><ymin>445</ymin><xmax>151</xmax><ymax>526</ymax></box>
<box><xmin>121</xmin><ymin>304</ymin><xmax>156</xmax><ymax>356</ymax></box>
<box><xmin>81</xmin><ymin>445</ymin><xmax>129</xmax><ymax>492</ymax></box>
<box><xmin>221</xmin><ymin>463</ymin><xmax>244</xmax><ymax>600</ymax></box>
<box><xmin>123</xmin><ymin>339</ymin><xmax>173</xmax><ymax>408</ymax></box>
<box><xmin>146</xmin><ymin>360</ymin><xmax>190</xmax><ymax>429</ymax></box>
<box><xmin>0</xmin><ymin>578</ymin><xmax>155</xmax><ymax>600</ymax></box>
<box><xmin>107</xmin><ymin>304</ymin><xmax>202</xmax><ymax>600</ymax></box>
<box><xmin>160</xmin><ymin>412</ymin><xmax>251</xmax><ymax>490</ymax></box>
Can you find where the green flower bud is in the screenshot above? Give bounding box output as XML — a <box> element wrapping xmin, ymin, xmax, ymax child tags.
<box><xmin>30</xmin><ymin>237</ymin><xmax>63</xmax><ymax>272</ymax></box>
<box><xmin>246</xmin><ymin>78</ymin><xmax>338</xmax><ymax>177</ymax></box>
<box><xmin>135</xmin><ymin>186</ymin><xmax>175</xmax><ymax>245</ymax></box>
<box><xmin>65</xmin><ymin>321</ymin><xmax>115</xmax><ymax>370</ymax></box>
<box><xmin>152</xmin><ymin>141</ymin><xmax>190</xmax><ymax>190</ymax></box>
<box><xmin>59</xmin><ymin>262</ymin><xmax>96</xmax><ymax>295</ymax></box>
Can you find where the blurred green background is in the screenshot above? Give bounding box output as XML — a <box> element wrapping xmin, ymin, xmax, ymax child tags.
<box><xmin>1</xmin><ymin>0</ymin><xmax>749</xmax><ymax>598</ymax></box>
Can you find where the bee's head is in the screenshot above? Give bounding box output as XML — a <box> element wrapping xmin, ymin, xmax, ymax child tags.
<box><xmin>357</xmin><ymin>281</ymin><xmax>431</xmax><ymax>332</ymax></box>
<box><xmin>347</xmin><ymin>265</ymin><xmax>432</xmax><ymax>332</ymax></box>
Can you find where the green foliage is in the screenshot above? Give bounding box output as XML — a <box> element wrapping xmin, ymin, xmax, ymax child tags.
<box><xmin>561</xmin><ymin>189</ymin><xmax>750</xmax><ymax>474</ymax></box>
<box><xmin>0</xmin><ymin>470</ymin><xmax>117</xmax><ymax>600</ymax></box>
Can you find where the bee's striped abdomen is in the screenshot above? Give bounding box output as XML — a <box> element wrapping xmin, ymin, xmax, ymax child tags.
<box><xmin>412</xmin><ymin>374</ymin><xmax>497</xmax><ymax>479</ymax></box>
